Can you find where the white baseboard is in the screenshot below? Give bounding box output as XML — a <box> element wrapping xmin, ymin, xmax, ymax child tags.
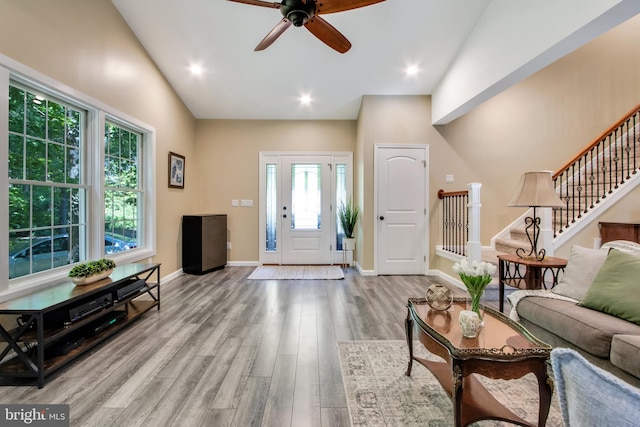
<box><xmin>355</xmin><ymin>262</ymin><xmax>376</xmax><ymax>276</ymax></box>
<box><xmin>227</xmin><ymin>261</ymin><xmax>261</xmax><ymax>267</ymax></box>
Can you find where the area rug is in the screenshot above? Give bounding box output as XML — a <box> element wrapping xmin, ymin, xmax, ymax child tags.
<box><xmin>247</xmin><ymin>265</ymin><xmax>344</xmax><ymax>280</ymax></box>
<box><xmin>338</xmin><ymin>340</ymin><xmax>563</xmax><ymax>426</ymax></box>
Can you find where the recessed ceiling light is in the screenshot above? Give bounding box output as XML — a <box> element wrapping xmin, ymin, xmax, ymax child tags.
<box><xmin>405</xmin><ymin>65</ymin><xmax>419</xmax><ymax>77</ymax></box>
<box><xmin>189</xmin><ymin>64</ymin><xmax>203</xmax><ymax>76</ymax></box>
<box><xmin>299</xmin><ymin>94</ymin><xmax>312</xmax><ymax>105</ymax></box>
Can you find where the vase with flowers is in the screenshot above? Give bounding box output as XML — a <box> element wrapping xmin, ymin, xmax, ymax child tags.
<box><xmin>453</xmin><ymin>258</ymin><xmax>496</xmax><ymax>337</ymax></box>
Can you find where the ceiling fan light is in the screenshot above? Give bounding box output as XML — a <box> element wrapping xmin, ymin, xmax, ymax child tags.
<box><xmin>287</xmin><ymin>10</ymin><xmax>309</xmax><ymax>26</ymax></box>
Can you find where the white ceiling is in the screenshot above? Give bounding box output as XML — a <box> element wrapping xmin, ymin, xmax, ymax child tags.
<box><xmin>111</xmin><ymin>0</ymin><xmax>640</xmax><ymax>122</ymax></box>
<box><xmin>110</xmin><ymin>0</ymin><xmax>492</xmax><ymax>120</ymax></box>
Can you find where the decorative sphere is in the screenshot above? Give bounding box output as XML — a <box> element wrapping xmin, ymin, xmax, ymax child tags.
<box><xmin>425</xmin><ymin>284</ymin><xmax>453</xmax><ymax>311</ymax></box>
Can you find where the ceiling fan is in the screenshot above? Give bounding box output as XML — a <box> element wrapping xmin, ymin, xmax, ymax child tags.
<box><xmin>227</xmin><ymin>0</ymin><xmax>385</xmax><ymax>53</ymax></box>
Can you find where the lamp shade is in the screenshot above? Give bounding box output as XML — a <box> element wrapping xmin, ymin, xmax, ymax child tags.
<box><xmin>508</xmin><ymin>171</ymin><xmax>563</xmax><ymax>207</ymax></box>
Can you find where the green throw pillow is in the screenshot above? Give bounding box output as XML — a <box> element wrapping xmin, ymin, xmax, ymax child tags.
<box><xmin>580</xmin><ymin>249</ymin><xmax>640</xmax><ymax>325</ymax></box>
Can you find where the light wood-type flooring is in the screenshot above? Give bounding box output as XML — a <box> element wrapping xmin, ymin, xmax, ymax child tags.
<box><xmin>1</xmin><ymin>267</ymin><xmax>457</xmax><ymax>426</ymax></box>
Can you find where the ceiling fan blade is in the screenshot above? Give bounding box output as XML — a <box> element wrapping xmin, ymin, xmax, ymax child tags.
<box><xmin>227</xmin><ymin>0</ymin><xmax>280</xmax><ymax>9</ymax></box>
<box><xmin>304</xmin><ymin>16</ymin><xmax>351</xmax><ymax>53</ymax></box>
<box><xmin>315</xmin><ymin>0</ymin><xmax>385</xmax><ymax>15</ymax></box>
<box><xmin>255</xmin><ymin>18</ymin><xmax>293</xmax><ymax>51</ymax></box>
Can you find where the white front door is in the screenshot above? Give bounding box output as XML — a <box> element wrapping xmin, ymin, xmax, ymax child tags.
<box><xmin>280</xmin><ymin>156</ymin><xmax>332</xmax><ymax>264</ymax></box>
<box><xmin>376</xmin><ymin>145</ymin><xmax>428</xmax><ymax>274</ymax></box>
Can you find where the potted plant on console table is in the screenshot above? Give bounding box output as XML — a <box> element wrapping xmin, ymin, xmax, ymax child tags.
<box><xmin>68</xmin><ymin>259</ymin><xmax>116</xmax><ymax>286</ymax></box>
<box><xmin>338</xmin><ymin>198</ymin><xmax>359</xmax><ymax>251</ymax></box>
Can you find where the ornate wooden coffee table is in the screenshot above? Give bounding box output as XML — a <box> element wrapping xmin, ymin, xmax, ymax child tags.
<box><xmin>406</xmin><ymin>297</ymin><xmax>552</xmax><ymax>427</ymax></box>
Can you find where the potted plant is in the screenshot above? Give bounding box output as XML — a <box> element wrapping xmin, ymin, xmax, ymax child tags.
<box><xmin>338</xmin><ymin>198</ymin><xmax>359</xmax><ymax>251</ymax></box>
<box><xmin>68</xmin><ymin>258</ymin><xmax>116</xmax><ymax>286</ymax></box>
<box><xmin>452</xmin><ymin>258</ymin><xmax>496</xmax><ymax>338</ymax></box>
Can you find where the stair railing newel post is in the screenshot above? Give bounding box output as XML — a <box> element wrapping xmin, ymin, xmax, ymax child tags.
<box><xmin>466</xmin><ymin>182</ymin><xmax>482</xmax><ymax>264</ymax></box>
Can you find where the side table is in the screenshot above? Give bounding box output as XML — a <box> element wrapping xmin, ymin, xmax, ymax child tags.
<box><xmin>497</xmin><ymin>254</ymin><xmax>567</xmax><ymax>313</ymax></box>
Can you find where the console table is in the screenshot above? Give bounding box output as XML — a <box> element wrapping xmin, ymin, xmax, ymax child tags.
<box><xmin>0</xmin><ymin>263</ymin><xmax>160</xmax><ymax>388</ymax></box>
<box><xmin>497</xmin><ymin>254</ymin><xmax>567</xmax><ymax>313</ymax></box>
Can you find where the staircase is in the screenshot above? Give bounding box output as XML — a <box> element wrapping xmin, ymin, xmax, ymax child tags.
<box><xmin>482</xmin><ymin>104</ymin><xmax>640</xmax><ymax>309</ymax></box>
<box><xmin>494</xmin><ymin>103</ymin><xmax>640</xmax><ymax>258</ymax></box>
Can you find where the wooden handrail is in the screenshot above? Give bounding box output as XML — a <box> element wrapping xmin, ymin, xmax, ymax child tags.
<box><xmin>553</xmin><ymin>102</ymin><xmax>640</xmax><ymax>180</ymax></box>
<box><xmin>438</xmin><ymin>189</ymin><xmax>469</xmax><ymax>199</ymax></box>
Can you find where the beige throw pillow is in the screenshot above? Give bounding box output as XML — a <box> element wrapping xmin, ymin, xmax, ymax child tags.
<box><xmin>552</xmin><ymin>245</ymin><xmax>607</xmax><ymax>300</ymax></box>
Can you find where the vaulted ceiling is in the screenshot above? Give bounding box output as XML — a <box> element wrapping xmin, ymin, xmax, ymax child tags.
<box><xmin>111</xmin><ymin>0</ymin><xmax>640</xmax><ymax>122</ymax></box>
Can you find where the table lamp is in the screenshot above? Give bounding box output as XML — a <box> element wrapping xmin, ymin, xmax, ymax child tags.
<box><xmin>508</xmin><ymin>171</ymin><xmax>563</xmax><ymax>260</ymax></box>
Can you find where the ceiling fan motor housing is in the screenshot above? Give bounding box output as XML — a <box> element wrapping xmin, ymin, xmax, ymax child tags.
<box><xmin>280</xmin><ymin>0</ymin><xmax>316</xmax><ymax>26</ymax></box>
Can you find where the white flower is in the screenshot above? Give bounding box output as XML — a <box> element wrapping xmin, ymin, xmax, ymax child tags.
<box><xmin>453</xmin><ymin>258</ymin><xmax>496</xmax><ymax>277</ymax></box>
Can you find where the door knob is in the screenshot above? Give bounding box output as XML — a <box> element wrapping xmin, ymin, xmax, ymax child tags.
<box><xmin>379</xmin><ymin>216</ymin><xmax>385</xmax><ymax>220</ymax></box>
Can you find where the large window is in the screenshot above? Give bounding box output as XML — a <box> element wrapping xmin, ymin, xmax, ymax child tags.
<box><xmin>1</xmin><ymin>64</ymin><xmax>156</xmax><ymax>298</ymax></box>
<box><xmin>104</xmin><ymin>122</ymin><xmax>141</xmax><ymax>255</ymax></box>
<box><xmin>8</xmin><ymin>85</ymin><xmax>86</xmax><ymax>279</ymax></box>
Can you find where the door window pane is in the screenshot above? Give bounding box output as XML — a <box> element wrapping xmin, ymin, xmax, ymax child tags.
<box><xmin>266</xmin><ymin>164</ymin><xmax>277</xmax><ymax>251</ymax></box>
<box><xmin>336</xmin><ymin>164</ymin><xmax>347</xmax><ymax>250</ymax></box>
<box><xmin>291</xmin><ymin>164</ymin><xmax>321</xmax><ymax>230</ymax></box>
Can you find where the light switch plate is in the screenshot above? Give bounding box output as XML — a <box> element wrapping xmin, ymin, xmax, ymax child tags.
<box><xmin>231</xmin><ymin>199</ymin><xmax>239</xmax><ymax>207</ymax></box>
<box><xmin>445</xmin><ymin>174</ymin><xmax>454</xmax><ymax>183</ymax></box>
<box><xmin>241</xmin><ymin>199</ymin><xmax>253</xmax><ymax>207</ymax></box>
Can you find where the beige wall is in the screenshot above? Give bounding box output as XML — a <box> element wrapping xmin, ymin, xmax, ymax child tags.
<box><xmin>194</xmin><ymin>120</ymin><xmax>356</xmax><ymax>262</ymax></box>
<box><xmin>356</xmin><ymin>95</ymin><xmax>470</xmax><ymax>271</ymax></box>
<box><xmin>0</xmin><ymin>0</ymin><xmax>197</xmax><ymax>275</ymax></box>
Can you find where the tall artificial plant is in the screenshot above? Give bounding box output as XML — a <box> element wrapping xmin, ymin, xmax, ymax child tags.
<box><xmin>338</xmin><ymin>198</ymin><xmax>360</xmax><ymax>239</ymax></box>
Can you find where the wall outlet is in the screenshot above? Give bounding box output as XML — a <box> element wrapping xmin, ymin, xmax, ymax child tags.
<box><xmin>227</xmin><ymin>242</ymin><xmax>232</xmax><ymax>250</ymax></box>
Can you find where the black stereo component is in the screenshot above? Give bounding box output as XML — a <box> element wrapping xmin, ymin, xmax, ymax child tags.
<box><xmin>68</xmin><ymin>293</ymin><xmax>113</xmax><ymax>323</ymax></box>
<box><xmin>115</xmin><ymin>279</ymin><xmax>146</xmax><ymax>301</ymax></box>
<box><xmin>89</xmin><ymin>310</ymin><xmax>127</xmax><ymax>335</ymax></box>
<box><xmin>44</xmin><ymin>293</ymin><xmax>113</xmax><ymax>328</ymax></box>
<box><xmin>47</xmin><ymin>336</ymin><xmax>86</xmax><ymax>357</ymax></box>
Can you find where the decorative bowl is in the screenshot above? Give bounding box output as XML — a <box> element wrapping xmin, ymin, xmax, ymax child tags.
<box><xmin>71</xmin><ymin>268</ymin><xmax>114</xmax><ymax>286</ymax></box>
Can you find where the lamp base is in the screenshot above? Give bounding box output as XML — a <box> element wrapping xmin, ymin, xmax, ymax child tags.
<box><xmin>516</xmin><ymin>210</ymin><xmax>546</xmax><ymax>261</ymax></box>
<box><xmin>516</xmin><ymin>249</ymin><xmax>546</xmax><ymax>261</ymax></box>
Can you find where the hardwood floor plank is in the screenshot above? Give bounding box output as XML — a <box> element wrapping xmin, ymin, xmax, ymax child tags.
<box><xmin>229</xmin><ymin>376</ymin><xmax>270</xmax><ymax>427</ymax></box>
<box><xmin>261</xmin><ymin>353</ymin><xmax>297</xmax><ymax>427</ymax></box>
<box><xmin>141</xmin><ymin>355</ymin><xmax>213</xmax><ymax>426</ymax></box>
<box><xmin>211</xmin><ymin>341</ymin><xmax>258</xmax><ymax>409</ymax></box>
<box><xmin>321</xmin><ymin>407</ymin><xmax>351</xmax><ymax>427</ymax></box>
<box><xmin>102</xmin><ymin>344</ymin><xmax>180</xmax><ymax>408</ymax></box>
<box><xmin>292</xmin><ymin>336</ymin><xmax>321</xmax><ymax>427</ymax></box>
<box><xmin>169</xmin><ymin>337</ymin><xmax>242</xmax><ymax>425</ymax></box>
<box><xmin>200</xmin><ymin>409</ymin><xmax>236</xmax><ymax>427</ymax></box>
<box><xmin>97</xmin><ymin>377</ymin><xmax>175</xmax><ymax>427</ymax></box>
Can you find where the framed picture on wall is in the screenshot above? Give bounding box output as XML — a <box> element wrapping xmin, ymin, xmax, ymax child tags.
<box><xmin>168</xmin><ymin>151</ymin><xmax>185</xmax><ymax>188</ymax></box>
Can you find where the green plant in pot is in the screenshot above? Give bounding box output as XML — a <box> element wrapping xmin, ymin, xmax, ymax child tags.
<box><xmin>338</xmin><ymin>198</ymin><xmax>359</xmax><ymax>251</ymax></box>
<box><xmin>68</xmin><ymin>258</ymin><xmax>116</xmax><ymax>285</ymax></box>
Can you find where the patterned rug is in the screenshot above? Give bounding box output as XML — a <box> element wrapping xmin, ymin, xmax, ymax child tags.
<box><xmin>247</xmin><ymin>265</ymin><xmax>345</xmax><ymax>280</ymax></box>
<box><xmin>338</xmin><ymin>340</ymin><xmax>563</xmax><ymax>426</ymax></box>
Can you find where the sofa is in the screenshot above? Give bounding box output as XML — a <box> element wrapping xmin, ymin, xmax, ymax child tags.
<box><xmin>508</xmin><ymin>241</ymin><xmax>640</xmax><ymax>388</ymax></box>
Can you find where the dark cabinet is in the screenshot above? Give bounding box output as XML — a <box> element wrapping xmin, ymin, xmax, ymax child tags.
<box><xmin>182</xmin><ymin>214</ymin><xmax>227</xmax><ymax>274</ymax></box>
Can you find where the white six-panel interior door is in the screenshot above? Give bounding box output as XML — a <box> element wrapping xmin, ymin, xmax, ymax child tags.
<box><xmin>375</xmin><ymin>145</ymin><xmax>428</xmax><ymax>275</ymax></box>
